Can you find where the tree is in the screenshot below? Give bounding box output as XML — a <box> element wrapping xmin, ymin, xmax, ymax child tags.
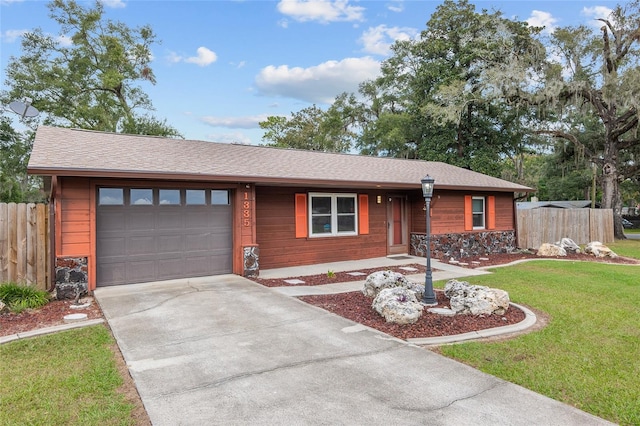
<box><xmin>1</xmin><ymin>0</ymin><xmax>180</xmax><ymax>137</ymax></box>
<box><xmin>0</xmin><ymin>118</ymin><xmax>43</xmax><ymax>202</ymax></box>
<box><xmin>259</xmin><ymin>103</ymin><xmax>355</xmax><ymax>152</ymax></box>
<box><xmin>493</xmin><ymin>1</ymin><xmax>640</xmax><ymax>238</ymax></box>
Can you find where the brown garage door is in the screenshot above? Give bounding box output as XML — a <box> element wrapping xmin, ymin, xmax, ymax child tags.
<box><xmin>96</xmin><ymin>187</ymin><xmax>232</xmax><ymax>286</ymax></box>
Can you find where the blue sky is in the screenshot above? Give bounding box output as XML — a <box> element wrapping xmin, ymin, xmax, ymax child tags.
<box><xmin>0</xmin><ymin>0</ymin><xmax>623</xmax><ymax>144</ymax></box>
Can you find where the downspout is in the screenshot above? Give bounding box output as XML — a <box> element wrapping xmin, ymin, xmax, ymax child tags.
<box><xmin>48</xmin><ymin>176</ymin><xmax>58</xmax><ymax>291</ymax></box>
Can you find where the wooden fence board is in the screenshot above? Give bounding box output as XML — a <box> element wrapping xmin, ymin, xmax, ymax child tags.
<box><xmin>0</xmin><ymin>203</ymin><xmax>49</xmax><ymax>289</ymax></box>
<box><xmin>517</xmin><ymin>208</ymin><xmax>614</xmax><ymax>249</ymax></box>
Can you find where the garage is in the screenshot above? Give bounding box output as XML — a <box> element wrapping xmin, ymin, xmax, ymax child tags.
<box><xmin>96</xmin><ymin>186</ymin><xmax>233</xmax><ymax>286</ymax></box>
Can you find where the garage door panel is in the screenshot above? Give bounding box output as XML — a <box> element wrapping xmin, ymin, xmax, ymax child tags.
<box><xmin>97</xmin><ymin>187</ymin><xmax>233</xmax><ymax>286</ymax></box>
<box><xmin>128</xmin><ymin>236</ymin><xmax>157</xmax><ymax>255</ymax></box>
<box><xmin>127</xmin><ymin>211</ymin><xmax>156</xmax><ymax>231</ymax></box>
<box><xmin>99</xmin><ymin>237</ymin><xmax>126</xmax><ymax>257</ymax></box>
<box><xmin>126</xmin><ymin>260</ymin><xmax>157</xmax><ymax>282</ymax></box>
<box><xmin>157</xmin><ymin>258</ymin><xmax>185</xmax><ymax>278</ymax></box>
<box><xmin>98</xmin><ymin>211</ymin><xmax>126</xmax><ymax>230</ymax></box>
<box><xmin>97</xmin><ymin>262</ymin><xmax>126</xmax><ymax>286</ymax></box>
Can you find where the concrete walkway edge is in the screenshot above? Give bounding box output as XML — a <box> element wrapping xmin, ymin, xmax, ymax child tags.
<box><xmin>0</xmin><ymin>318</ymin><xmax>105</xmax><ymax>345</ymax></box>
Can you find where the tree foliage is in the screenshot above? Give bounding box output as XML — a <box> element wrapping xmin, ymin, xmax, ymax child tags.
<box><xmin>1</xmin><ymin>0</ymin><xmax>181</xmax><ymax>137</ymax></box>
<box><xmin>259</xmin><ymin>103</ymin><xmax>355</xmax><ymax>152</ymax></box>
<box><xmin>0</xmin><ymin>118</ymin><xmax>42</xmax><ymax>202</ymax></box>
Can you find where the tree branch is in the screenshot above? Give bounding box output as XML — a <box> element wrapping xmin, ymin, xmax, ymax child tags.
<box><xmin>533</xmin><ymin>129</ymin><xmax>596</xmax><ymax>159</ymax></box>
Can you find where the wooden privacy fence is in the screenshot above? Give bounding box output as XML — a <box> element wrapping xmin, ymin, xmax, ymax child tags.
<box><xmin>0</xmin><ymin>203</ymin><xmax>49</xmax><ymax>290</ymax></box>
<box><xmin>517</xmin><ymin>208</ymin><xmax>614</xmax><ymax>249</ymax></box>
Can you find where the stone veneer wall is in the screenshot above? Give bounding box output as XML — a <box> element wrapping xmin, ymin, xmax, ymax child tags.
<box><xmin>55</xmin><ymin>257</ymin><xmax>88</xmax><ymax>299</ymax></box>
<box><xmin>410</xmin><ymin>231</ymin><xmax>516</xmax><ymax>259</ymax></box>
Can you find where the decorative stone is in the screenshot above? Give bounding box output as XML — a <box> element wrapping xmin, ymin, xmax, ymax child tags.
<box><xmin>55</xmin><ymin>282</ymin><xmax>88</xmax><ymax>301</ymax></box>
<box><xmin>479</xmin><ymin>257</ymin><xmax>489</xmax><ymax>261</ymax></box>
<box><xmin>283</xmin><ymin>279</ymin><xmax>305</xmax><ymax>285</ymax></box>
<box><xmin>70</xmin><ymin>302</ymin><xmax>92</xmax><ymax>309</ymax></box>
<box><xmin>399</xmin><ymin>266</ymin><xmax>418</xmax><ymax>272</ymax></box>
<box><xmin>557</xmin><ymin>237</ymin><xmax>581</xmax><ymax>253</ymax></box>
<box><xmin>362</xmin><ymin>270</ymin><xmax>424</xmax><ymax>300</ymax></box>
<box><xmin>243</xmin><ymin>246</ymin><xmax>260</xmax><ymax>277</ymax></box>
<box><xmin>584</xmin><ymin>241</ymin><xmax>618</xmax><ymax>258</ymax></box>
<box><xmin>536</xmin><ymin>243</ymin><xmax>567</xmax><ymax>257</ymax></box>
<box><xmin>0</xmin><ymin>300</ymin><xmax>7</xmax><ymax>313</ymax></box>
<box><xmin>444</xmin><ymin>279</ymin><xmax>510</xmax><ymax>316</ymax></box>
<box><xmin>427</xmin><ymin>307</ymin><xmax>456</xmax><ymax>316</ymax></box>
<box><xmin>63</xmin><ymin>313</ymin><xmax>88</xmax><ymax>323</ymax></box>
<box><xmin>372</xmin><ymin>287</ymin><xmax>423</xmax><ymax>324</ymax></box>
<box><xmin>347</xmin><ymin>272</ymin><xmax>366</xmax><ymax>276</ymax></box>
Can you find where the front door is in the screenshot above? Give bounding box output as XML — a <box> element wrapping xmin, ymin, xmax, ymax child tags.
<box><xmin>387</xmin><ymin>195</ymin><xmax>408</xmax><ymax>255</ymax></box>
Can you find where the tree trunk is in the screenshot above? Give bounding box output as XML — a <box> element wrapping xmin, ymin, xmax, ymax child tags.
<box><xmin>601</xmin><ymin>139</ymin><xmax>626</xmax><ymax>239</ymax></box>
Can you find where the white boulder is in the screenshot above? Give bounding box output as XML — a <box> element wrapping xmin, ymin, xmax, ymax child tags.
<box><xmin>537</xmin><ymin>243</ymin><xmax>567</xmax><ymax>257</ymax></box>
<box><xmin>584</xmin><ymin>241</ymin><xmax>618</xmax><ymax>258</ymax></box>
<box><xmin>372</xmin><ymin>287</ymin><xmax>424</xmax><ymax>324</ymax></box>
<box><xmin>444</xmin><ymin>279</ymin><xmax>510</xmax><ymax>316</ymax></box>
<box><xmin>362</xmin><ymin>270</ymin><xmax>424</xmax><ymax>299</ymax></box>
<box><xmin>557</xmin><ymin>238</ymin><xmax>581</xmax><ymax>253</ymax></box>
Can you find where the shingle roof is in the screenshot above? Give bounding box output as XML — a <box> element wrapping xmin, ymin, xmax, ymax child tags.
<box><xmin>28</xmin><ymin>126</ymin><xmax>532</xmax><ymax>192</ymax></box>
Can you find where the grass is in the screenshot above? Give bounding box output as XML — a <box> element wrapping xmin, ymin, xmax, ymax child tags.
<box><xmin>0</xmin><ymin>325</ymin><xmax>137</xmax><ymax>425</ymax></box>
<box><xmin>623</xmin><ymin>228</ymin><xmax>640</xmax><ymax>234</ymax></box>
<box><xmin>0</xmin><ymin>282</ymin><xmax>50</xmax><ymax>313</ymax></box>
<box><xmin>609</xmin><ymin>238</ymin><xmax>640</xmax><ymax>259</ymax></box>
<box><xmin>436</xmin><ymin>255</ymin><xmax>640</xmax><ymax>425</ymax></box>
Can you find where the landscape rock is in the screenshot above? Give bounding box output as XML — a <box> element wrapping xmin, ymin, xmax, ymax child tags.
<box><xmin>372</xmin><ymin>287</ymin><xmax>424</xmax><ymax>324</ymax></box>
<box><xmin>0</xmin><ymin>300</ymin><xmax>6</xmax><ymax>313</ymax></box>
<box><xmin>557</xmin><ymin>238</ymin><xmax>581</xmax><ymax>253</ymax></box>
<box><xmin>362</xmin><ymin>270</ymin><xmax>424</xmax><ymax>299</ymax></box>
<box><xmin>536</xmin><ymin>243</ymin><xmax>567</xmax><ymax>257</ymax></box>
<box><xmin>584</xmin><ymin>241</ymin><xmax>618</xmax><ymax>258</ymax></box>
<box><xmin>55</xmin><ymin>282</ymin><xmax>88</xmax><ymax>301</ymax></box>
<box><xmin>444</xmin><ymin>279</ymin><xmax>510</xmax><ymax>316</ymax></box>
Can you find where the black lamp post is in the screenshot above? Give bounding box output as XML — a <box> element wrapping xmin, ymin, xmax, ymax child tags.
<box><xmin>421</xmin><ymin>175</ymin><xmax>437</xmax><ymax>306</ymax></box>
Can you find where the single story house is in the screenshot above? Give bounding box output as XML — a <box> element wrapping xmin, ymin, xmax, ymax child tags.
<box><xmin>28</xmin><ymin>126</ymin><xmax>532</xmax><ymax>289</ymax></box>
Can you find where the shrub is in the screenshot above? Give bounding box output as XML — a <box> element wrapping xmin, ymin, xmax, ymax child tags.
<box><xmin>0</xmin><ymin>283</ymin><xmax>50</xmax><ymax>313</ymax></box>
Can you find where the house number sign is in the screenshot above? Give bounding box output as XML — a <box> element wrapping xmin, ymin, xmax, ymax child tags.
<box><xmin>243</xmin><ymin>191</ymin><xmax>251</xmax><ymax>227</ymax></box>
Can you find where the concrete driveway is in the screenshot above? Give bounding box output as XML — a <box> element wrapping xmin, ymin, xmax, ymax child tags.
<box><xmin>95</xmin><ymin>275</ymin><xmax>611</xmax><ymax>426</ymax></box>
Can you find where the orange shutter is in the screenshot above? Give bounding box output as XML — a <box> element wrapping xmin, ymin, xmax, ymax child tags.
<box><xmin>295</xmin><ymin>193</ymin><xmax>307</xmax><ymax>238</ymax></box>
<box><xmin>359</xmin><ymin>194</ymin><xmax>369</xmax><ymax>235</ymax></box>
<box><xmin>487</xmin><ymin>196</ymin><xmax>496</xmax><ymax>229</ymax></box>
<box><xmin>464</xmin><ymin>195</ymin><xmax>473</xmax><ymax>231</ymax></box>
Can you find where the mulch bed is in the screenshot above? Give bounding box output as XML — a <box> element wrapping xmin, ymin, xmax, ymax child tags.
<box><xmin>300</xmin><ymin>290</ymin><xmax>526</xmax><ymax>340</ymax></box>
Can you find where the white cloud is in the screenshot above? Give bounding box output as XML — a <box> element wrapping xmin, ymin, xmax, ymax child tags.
<box><xmin>201</xmin><ymin>114</ymin><xmax>272</xmax><ymax>129</ymax></box>
<box><xmin>56</xmin><ymin>34</ymin><xmax>73</xmax><ymax>47</ymax></box>
<box><xmin>359</xmin><ymin>24</ymin><xmax>417</xmax><ymax>56</ymax></box>
<box><xmin>1</xmin><ymin>29</ymin><xmax>27</xmax><ymax>43</ymax></box>
<box><xmin>255</xmin><ymin>56</ymin><xmax>380</xmax><ymax>104</ymax></box>
<box><xmin>277</xmin><ymin>0</ymin><xmax>365</xmax><ymax>24</ymax></box>
<box><xmin>205</xmin><ymin>131</ymin><xmax>254</xmax><ymax>145</ymax></box>
<box><xmin>387</xmin><ymin>1</ymin><xmax>404</xmax><ymax>13</ymax></box>
<box><xmin>526</xmin><ymin>10</ymin><xmax>558</xmax><ymax>34</ymax></box>
<box><xmin>185</xmin><ymin>47</ymin><xmax>217</xmax><ymax>66</ymax></box>
<box><xmin>167</xmin><ymin>47</ymin><xmax>217</xmax><ymax>67</ymax></box>
<box><xmin>581</xmin><ymin>6</ymin><xmax>614</xmax><ymax>28</ymax></box>
<box><xmin>99</xmin><ymin>0</ymin><xmax>126</xmax><ymax>8</ymax></box>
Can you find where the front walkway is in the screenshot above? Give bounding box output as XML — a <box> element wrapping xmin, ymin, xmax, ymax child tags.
<box><xmin>260</xmin><ymin>255</ymin><xmax>490</xmax><ymax>297</ymax></box>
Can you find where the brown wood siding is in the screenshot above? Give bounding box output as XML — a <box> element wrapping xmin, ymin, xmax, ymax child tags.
<box><xmin>411</xmin><ymin>190</ymin><xmax>515</xmax><ymax>234</ymax></box>
<box><xmin>59</xmin><ymin>177</ymin><xmax>92</xmax><ymax>256</ymax></box>
<box><xmin>256</xmin><ymin>187</ymin><xmax>387</xmax><ymax>269</ymax></box>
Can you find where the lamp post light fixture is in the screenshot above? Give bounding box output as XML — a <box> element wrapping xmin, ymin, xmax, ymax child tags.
<box><xmin>421</xmin><ymin>175</ymin><xmax>437</xmax><ymax>306</ymax></box>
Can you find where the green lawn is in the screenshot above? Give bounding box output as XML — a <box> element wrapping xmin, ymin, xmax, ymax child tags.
<box><xmin>436</xmin><ymin>256</ymin><xmax>640</xmax><ymax>425</ymax></box>
<box><xmin>609</xmin><ymin>238</ymin><xmax>640</xmax><ymax>258</ymax></box>
<box><xmin>0</xmin><ymin>325</ymin><xmax>138</xmax><ymax>425</ymax></box>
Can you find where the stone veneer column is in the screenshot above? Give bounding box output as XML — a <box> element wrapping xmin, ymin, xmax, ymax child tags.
<box><xmin>243</xmin><ymin>245</ymin><xmax>260</xmax><ymax>277</ymax></box>
<box><xmin>54</xmin><ymin>257</ymin><xmax>88</xmax><ymax>299</ymax></box>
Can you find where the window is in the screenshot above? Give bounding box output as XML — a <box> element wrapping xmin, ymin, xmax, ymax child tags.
<box><xmin>472</xmin><ymin>196</ymin><xmax>485</xmax><ymax>229</ymax></box>
<box><xmin>99</xmin><ymin>188</ymin><xmax>123</xmax><ymax>205</ymax></box>
<box><xmin>309</xmin><ymin>193</ymin><xmax>357</xmax><ymax>237</ymax></box>
<box><xmin>130</xmin><ymin>189</ymin><xmax>153</xmax><ymax>205</ymax></box>
<box><xmin>211</xmin><ymin>190</ymin><xmax>229</xmax><ymax>205</ymax></box>
<box><xmin>159</xmin><ymin>189</ymin><xmax>181</xmax><ymax>205</ymax></box>
<box><xmin>186</xmin><ymin>189</ymin><xmax>206</xmax><ymax>205</ymax></box>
